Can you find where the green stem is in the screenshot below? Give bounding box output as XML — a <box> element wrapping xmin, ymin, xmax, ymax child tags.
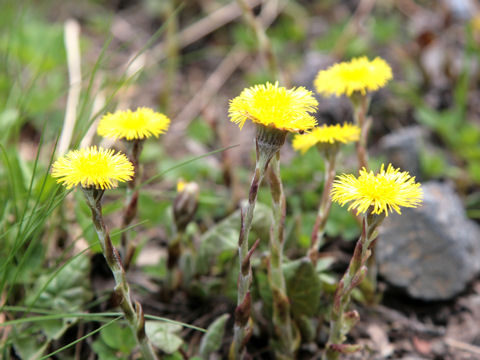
<box><xmin>166</xmin><ymin>231</ymin><xmax>183</xmax><ymax>291</ymax></box>
<box><xmin>230</xmin><ymin>147</ymin><xmax>270</xmax><ymax>360</ymax></box>
<box><xmin>323</xmin><ymin>212</ymin><xmax>385</xmax><ymax>360</ymax></box>
<box><xmin>230</xmin><ymin>126</ymin><xmax>286</xmax><ymax>359</ymax></box>
<box><xmin>268</xmin><ymin>152</ymin><xmax>294</xmax><ymax>358</ymax></box>
<box><xmin>82</xmin><ymin>188</ymin><xmax>158</xmax><ymax>360</ymax></box>
<box><xmin>309</xmin><ymin>147</ymin><xmax>337</xmax><ymax>265</ymax></box>
<box><xmin>352</xmin><ymin>94</ymin><xmax>381</xmax><ymax>300</ymax></box>
<box><xmin>351</xmin><ymin>94</ymin><xmax>380</xmax><ymax>300</ymax></box>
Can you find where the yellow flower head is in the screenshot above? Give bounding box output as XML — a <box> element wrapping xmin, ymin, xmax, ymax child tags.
<box><xmin>331</xmin><ymin>164</ymin><xmax>423</xmax><ymax>216</ymax></box>
<box><xmin>228</xmin><ymin>82</ymin><xmax>318</xmax><ymax>133</ymax></box>
<box><xmin>472</xmin><ymin>14</ymin><xmax>480</xmax><ymax>33</ymax></box>
<box><xmin>177</xmin><ymin>179</ymin><xmax>186</xmax><ymax>192</ymax></box>
<box><xmin>314</xmin><ymin>57</ymin><xmax>393</xmax><ymax>97</ymax></box>
<box><xmin>52</xmin><ymin>146</ymin><xmax>134</xmax><ymax>190</ymax></box>
<box><xmin>97</xmin><ymin>107</ymin><xmax>170</xmax><ymax>140</ymax></box>
<box><xmin>292</xmin><ymin>123</ymin><xmax>360</xmax><ymax>154</ymax></box>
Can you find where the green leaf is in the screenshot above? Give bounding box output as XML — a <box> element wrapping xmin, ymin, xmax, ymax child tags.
<box><xmin>316</xmin><ymin>256</ymin><xmax>335</xmax><ymax>272</ymax></box>
<box><xmin>39</xmin><ymin>318</ymin><xmax>71</xmax><ymax>340</ymax></box>
<box><xmin>40</xmin><ymin>316</ymin><xmax>121</xmax><ymax>360</ymax></box>
<box><xmin>284</xmin><ymin>258</ymin><xmax>322</xmax><ymax>317</ymax></box>
<box><xmin>92</xmin><ymin>338</ymin><xmax>126</xmax><ymax>360</ymax></box>
<box><xmin>100</xmin><ymin>322</ymin><xmax>137</xmax><ymax>354</ymax></box>
<box><xmin>188</xmin><ymin>118</ymin><xmax>214</xmax><ymax>144</ymax></box>
<box><xmin>197</xmin><ymin>202</ymin><xmax>272</xmax><ymax>274</ymax></box>
<box><xmin>325</xmin><ymin>203</ymin><xmax>360</xmax><ymax>241</ymax></box>
<box><xmin>420</xmin><ymin>148</ymin><xmax>448</xmax><ymax>179</ymax></box>
<box><xmin>145</xmin><ymin>321</ymin><xmax>184</xmax><ymax>354</ymax></box>
<box><xmin>199</xmin><ymin>313</ymin><xmax>230</xmax><ymax>359</ymax></box>
<box><xmin>468</xmin><ymin>161</ymin><xmax>480</xmax><ymax>183</ymax></box>
<box><xmin>12</xmin><ymin>332</ymin><xmax>49</xmax><ymax>360</ymax></box>
<box><xmin>164</xmin><ymin>353</ymin><xmax>185</xmax><ymax>360</ymax></box>
<box><xmin>254</xmin><ymin>268</ymin><xmax>273</xmax><ymax>317</ymax></box>
<box><xmin>15</xmin><ymin>255</ymin><xmax>94</xmax><ymax>351</ymax></box>
<box><xmin>295</xmin><ymin>314</ymin><xmax>315</xmax><ymax>343</ymax></box>
<box><xmin>27</xmin><ymin>255</ymin><xmax>92</xmax><ymax>311</ymax></box>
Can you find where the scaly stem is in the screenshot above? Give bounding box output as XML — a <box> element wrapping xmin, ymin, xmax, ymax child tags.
<box><xmin>351</xmin><ymin>94</ymin><xmax>379</xmax><ymax>299</ymax></box>
<box><xmin>230</xmin><ymin>146</ymin><xmax>270</xmax><ymax>360</ymax></box>
<box><xmin>82</xmin><ymin>188</ymin><xmax>157</xmax><ymax>360</ymax></box>
<box><xmin>121</xmin><ymin>139</ymin><xmax>143</xmax><ymax>269</ymax></box>
<box><xmin>230</xmin><ymin>125</ymin><xmax>286</xmax><ymax>359</ymax></box>
<box><xmin>323</xmin><ymin>212</ymin><xmax>385</xmax><ymax>360</ymax></box>
<box><xmin>309</xmin><ymin>147</ymin><xmax>337</xmax><ymax>265</ymax></box>
<box><xmin>268</xmin><ymin>152</ymin><xmax>294</xmax><ymax>358</ymax></box>
<box><xmin>166</xmin><ymin>231</ymin><xmax>183</xmax><ymax>291</ymax></box>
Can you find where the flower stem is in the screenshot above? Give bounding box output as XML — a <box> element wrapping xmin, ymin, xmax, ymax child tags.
<box><xmin>309</xmin><ymin>147</ymin><xmax>337</xmax><ymax>265</ymax></box>
<box><xmin>230</xmin><ymin>125</ymin><xmax>286</xmax><ymax>359</ymax></box>
<box><xmin>121</xmin><ymin>139</ymin><xmax>144</xmax><ymax>269</ymax></box>
<box><xmin>323</xmin><ymin>212</ymin><xmax>385</xmax><ymax>360</ymax></box>
<box><xmin>166</xmin><ymin>230</ymin><xmax>183</xmax><ymax>291</ymax></box>
<box><xmin>82</xmin><ymin>187</ymin><xmax>158</xmax><ymax>360</ymax></box>
<box><xmin>351</xmin><ymin>95</ymin><xmax>380</xmax><ymax>300</ymax></box>
<box><xmin>230</xmin><ymin>146</ymin><xmax>270</xmax><ymax>360</ymax></box>
<box><xmin>268</xmin><ymin>151</ymin><xmax>294</xmax><ymax>358</ymax></box>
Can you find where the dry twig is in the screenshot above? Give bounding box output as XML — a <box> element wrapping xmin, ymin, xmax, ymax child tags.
<box><xmin>58</xmin><ymin>19</ymin><xmax>81</xmax><ymax>156</ymax></box>
<box><xmin>445</xmin><ymin>338</ymin><xmax>480</xmax><ymax>356</ymax></box>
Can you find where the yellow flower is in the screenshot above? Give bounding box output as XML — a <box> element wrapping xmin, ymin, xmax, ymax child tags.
<box><xmin>229</xmin><ymin>82</ymin><xmax>318</xmax><ymax>133</ymax></box>
<box><xmin>176</xmin><ymin>179</ymin><xmax>186</xmax><ymax>192</ymax></box>
<box><xmin>292</xmin><ymin>123</ymin><xmax>360</xmax><ymax>154</ymax></box>
<box><xmin>331</xmin><ymin>164</ymin><xmax>422</xmax><ymax>216</ymax></box>
<box><xmin>472</xmin><ymin>14</ymin><xmax>480</xmax><ymax>32</ymax></box>
<box><xmin>52</xmin><ymin>146</ymin><xmax>134</xmax><ymax>190</ymax></box>
<box><xmin>97</xmin><ymin>107</ymin><xmax>170</xmax><ymax>140</ymax></box>
<box><xmin>314</xmin><ymin>57</ymin><xmax>393</xmax><ymax>97</ymax></box>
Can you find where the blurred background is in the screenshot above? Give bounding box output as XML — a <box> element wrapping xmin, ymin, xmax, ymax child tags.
<box><xmin>1</xmin><ymin>0</ymin><xmax>480</xmax><ymax>358</ymax></box>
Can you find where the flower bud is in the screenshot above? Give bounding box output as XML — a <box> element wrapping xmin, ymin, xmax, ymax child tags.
<box><xmin>173</xmin><ymin>180</ymin><xmax>199</xmax><ymax>232</ymax></box>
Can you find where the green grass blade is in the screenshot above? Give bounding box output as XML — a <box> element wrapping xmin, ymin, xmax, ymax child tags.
<box><xmin>0</xmin><ymin>313</ymin><xmax>122</xmax><ymax>327</ymax></box>
<box><xmin>144</xmin><ymin>314</ymin><xmax>206</xmax><ymax>333</ymax></box>
<box><xmin>138</xmin><ymin>144</ymin><xmax>239</xmax><ymax>190</ymax></box>
<box><xmin>38</xmin><ymin>316</ymin><xmax>122</xmax><ymax>360</ymax></box>
<box><xmin>1</xmin><ymin>307</ymin><xmax>206</xmax><ymax>332</ymax></box>
<box><xmin>24</xmin><ymin>247</ymin><xmax>92</xmax><ymax>313</ymax></box>
<box><xmin>0</xmin><ymin>143</ymin><xmax>18</xmax><ymax>217</ymax></box>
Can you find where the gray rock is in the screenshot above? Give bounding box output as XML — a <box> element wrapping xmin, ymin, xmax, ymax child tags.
<box><xmin>377</xmin><ymin>182</ymin><xmax>480</xmax><ymax>300</ymax></box>
<box><xmin>443</xmin><ymin>0</ymin><xmax>476</xmax><ymax>21</ymax></box>
<box><xmin>377</xmin><ymin>126</ymin><xmax>426</xmax><ymax>179</ymax></box>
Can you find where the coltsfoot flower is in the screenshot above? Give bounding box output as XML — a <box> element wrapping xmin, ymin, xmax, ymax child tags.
<box><xmin>97</xmin><ymin>107</ymin><xmax>170</xmax><ymax>140</ymax></box>
<box><xmin>173</xmin><ymin>179</ymin><xmax>199</xmax><ymax>232</ymax></box>
<box><xmin>292</xmin><ymin>123</ymin><xmax>360</xmax><ymax>154</ymax></box>
<box><xmin>228</xmin><ymin>82</ymin><xmax>318</xmax><ymax>133</ymax></box>
<box><xmin>314</xmin><ymin>57</ymin><xmax>393</xmax><ymax>97</ymax></box>
<box><xmin>52</xmin><ymin>146</ymin><xmax>134</xmax><ymax>190</ymax></box>
<box><xmin>331</xmin><ymin>164</ymin><xmax>423</xmax><ymax>216</ymax></box>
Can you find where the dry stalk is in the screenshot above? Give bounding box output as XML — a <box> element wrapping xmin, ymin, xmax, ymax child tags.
<box><xmin>58</xmin><ymin>19</ymin><xmax>82</xmax><ymax>156</ymax></box>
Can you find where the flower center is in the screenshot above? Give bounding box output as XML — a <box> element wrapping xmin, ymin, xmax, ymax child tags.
<box><xmin>76</xmin><ymin>155</ymin><xmax>111</xmax><ymax>177</ymax></box>
<box><xmin>119</xmin><ymin>113</ymin><xmax>148</xmax><ymax>130</ymax></box>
